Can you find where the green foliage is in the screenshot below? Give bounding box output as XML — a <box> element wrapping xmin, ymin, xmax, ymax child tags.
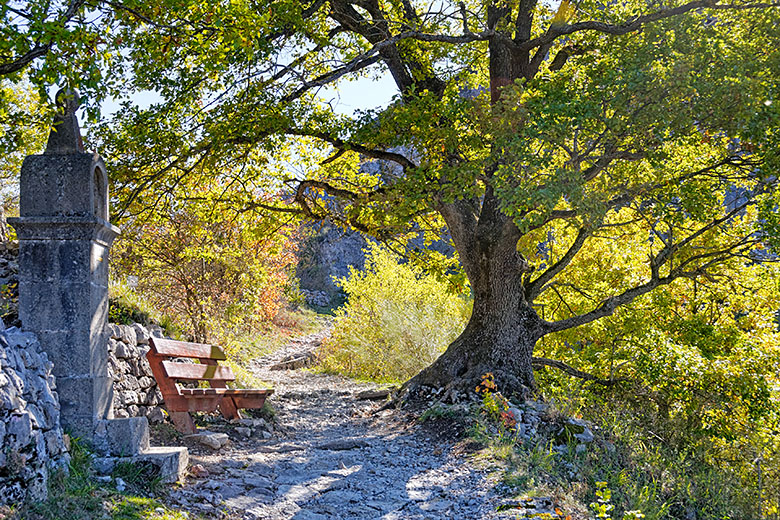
<box><xmin>476</xmin><ymin>372</ymin><xmax>518</xmax><ymax>436</ymax></box>
<box><xmin>111</xmin><ymin>461</ymin><xmax>163</xmax><ymax>496</ymax></box>
<box><xmin>0</xmin><ymin>79</ymin><xmax>47</xmax><ymax>203</ymax></box>
<box><xmin>419</xmin><ymin>403</ymin><xmax>460</xmax><ymax>423</ymax></box>
<box><xmin>321</xmin><ymin>243</ymin><xmax>471</xmax><ymax>382</ymax></box>
<box><xmin>111</xmin><ymin>177</ymin><xmax>299</xmax><ymax>345</ymax></box>
<box><xmin>530</xmin><ymin>256</ymin><xmax>780</xmax><ymax>518</ymax></box>
<box><xmin>3</xmin><ymin>2</ymin><xmax>185</xmax><ymax>104</ymax></box>
<box><xmin>109</xmin><ymin>293</ymin><xmax>151</xmax><ymax>327</ymax></box>
<box><xmin>108</xmin><ymin>283</ymin><xmax>182</xmax><ymax>339</ymax></box>
<box><xmin>471</xmin><ymin>376</ymin><xmax>661</xmax><ymax>519</ymax></box>
<box><xmin>591</xmin><ymin>482</ymin><xmax>645</xmax><ymax>520</ymax></box>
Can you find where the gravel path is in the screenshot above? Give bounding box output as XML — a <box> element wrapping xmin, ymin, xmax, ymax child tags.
<box><xmin>166</xmin><ymin>328</ymin><xmax>510</xmax><ymax>520</ymax></box>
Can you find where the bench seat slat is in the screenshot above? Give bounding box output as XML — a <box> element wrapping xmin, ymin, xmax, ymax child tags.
<box><xmin>151</xmin><ymin>338</ymin><xmax>227</xmax><ymax>360</ymax></box>
<box><xmin>180</xmin><ymin>388</ymin><xmax>272</xmax><ymax>396</ymax></box>
<box><xmin>162</xmin><ymin>360</ymin><xmax>235</xmax><ymax>381</ymax></box>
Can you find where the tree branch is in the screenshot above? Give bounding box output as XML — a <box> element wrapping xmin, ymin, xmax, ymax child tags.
<box><xmin>525</xmin><ymin>226</ymin><xmax>589</xmax><ymax>301</ymax></box>
<box><xmin>541</xmin><ymin>195</ymin><xmax>762</xmax><ymax>335</ymax></box>
<box><xmin>542</xmin><ymin>273</ymin><xmax>676</xmax><ymax>333</ymax></box>
<box><xmin>282</xmin><ymin>54</ymin><xmax>383</xmax><ymax>103</ymax></box>
<box><xmin>522</xmin><ymin>155</ymin><xmax>747</xmax><ymax>233</ymax></box>
<box><xmin>0</xmin><ymin>43</ymin><xmax>52</xmax><ymax>76</ymax></box>
<box><xmin>286</xmin><ymin>129</ymin><xmax>418</xmax><ymax>170</ymax></box>
<box><xmin>437</xmin><ymin>198</ymin><xmax>481</xmax><ymax>280</ymax></box>
<box><xmin>548</xmin><ymin>44</ymin><xmax>585</xmax><ymax>71</ymax></box>
<box><xmin>649</xmin><ymin>198</ymin><xmax>751</xmax><ymax>279</ymax></box>
<box><xmin>0</xmin><ymin>0</ymin><xmax>85</xmax><ymax>77</ymax></box>
<box><xmin>532</xmin><ymin>357</ymin><xmax>628</xmax><ymax>386</ymax></box>
<box><xmin>518</xmin><ymin>0</ymin><xmax>780</xmax><ymax>54</ymax></box>
<box><xmin>515</xmin><ymin>0</ymin><xmax>538</xmax><ymax>42</ymax></box>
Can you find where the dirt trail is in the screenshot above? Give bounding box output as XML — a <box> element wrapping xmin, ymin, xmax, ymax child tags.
<box><xmin>165</xmin><ymin>328</ymin><xmax>509</xmax><ymax>520</ymax></box>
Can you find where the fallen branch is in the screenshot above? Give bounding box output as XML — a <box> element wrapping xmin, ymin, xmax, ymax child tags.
<box><xmin>531</xmin><ymin>357</ymin><xmax>628</xmax><ymax>386</ymax></box>
<box><xmin>269</xmin><ymin>350</ymin><xmax>318</xmax><ymax>370</ymax></box>
<box><xmin>355</xmin><ymin>388</ymin><xmax>398</xmax><ymax>400</ymax></box>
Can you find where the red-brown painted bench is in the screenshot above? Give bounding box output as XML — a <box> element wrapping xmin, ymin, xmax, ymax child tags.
<box><xmin>146</xmin><ymin>337</ymin><xmax>273</xmax><ymax>434</ymax></box>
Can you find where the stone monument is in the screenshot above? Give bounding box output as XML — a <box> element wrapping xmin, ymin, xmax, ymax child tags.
<box><xmin>10</xmin><ymin>90</ymin><xmax>117</xmax><ymax>440</ymax></box>
<box><xmin>8</xmin><ymin>91</ymin><xmax>187</xmax><ymax>479</ymax></box>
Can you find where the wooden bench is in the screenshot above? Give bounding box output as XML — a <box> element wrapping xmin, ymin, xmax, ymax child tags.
<box><xmin>146</xmin><ymin>337</ymin><xmax>273</xmax><ymax>434</ymax></box>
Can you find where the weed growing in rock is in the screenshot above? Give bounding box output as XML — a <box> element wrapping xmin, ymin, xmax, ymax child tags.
<box><xmin>477</xmin><ymin>373</ymin><xmax>515</xmax><ymax>428</ymax></box>
<box><xmin>112</xmin><ymin>461</ymin><xmax>163</xmax><ymax>496</ymax></box>
<box><xmin>590</xmin><ymin>482</ymin><xmax>645</xmax><ymax>520</ymax></box>
<box><xmin>419</xmin><ymin>403</ymin><xmax>460</xmax><ymax>423</ymax></box>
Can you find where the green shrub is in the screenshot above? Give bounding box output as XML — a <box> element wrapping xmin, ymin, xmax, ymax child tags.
<box><xmin>320</xmin><ymin>243</ymin><xmax>471</xmax><ymax>382</ymax></box>
<box><xmin>531</xmin><ymin>263</ymin><xmax>780</xmax><ymax>519</ymax></box>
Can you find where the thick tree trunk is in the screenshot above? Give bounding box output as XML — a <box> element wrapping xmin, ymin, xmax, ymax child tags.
<box><xmin>404</xmin><ymin>16</ymin><xmax>546</xmax><ymax>402</ymax></box>
<box><xmin>410</xmin><ymin>296</ymin><xmax>543</xmax><ymax>402</ymax></box>
<box><xmin>407</xmin><ymin>192</ymin><xmax>544</xmax><ymax>402</ymax></box>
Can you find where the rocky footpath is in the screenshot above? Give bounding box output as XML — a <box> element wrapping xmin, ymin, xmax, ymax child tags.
<box><xmin>0</xmin><ymin>325</ymin><xmax>69</xmax><ymax>505</ymax></box>
<box><xmin>163</xmin><ymin>329</ymin><xmax>510</xmax><ymax>520</ymax></box>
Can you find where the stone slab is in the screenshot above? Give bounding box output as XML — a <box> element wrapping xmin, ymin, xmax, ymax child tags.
<box><xmin>93</xmin><ymin>446</ymin><xmax>189</xmax><ymax>484</ymax></box>
<box><xmin>105</xmin><ymin>417</ymin><xmax>150</xmax><ymax>456</ymax></box>
<box><xmin>134</xmin><ymin>447</ymin><xmax>189</xmax><ymax>483</ymax></box>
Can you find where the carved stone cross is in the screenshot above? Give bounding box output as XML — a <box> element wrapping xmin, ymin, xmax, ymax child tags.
<box><xmin>44</xmin><ymin>89</ymin><xmax>85</xmax><ymax>155</ymax></box>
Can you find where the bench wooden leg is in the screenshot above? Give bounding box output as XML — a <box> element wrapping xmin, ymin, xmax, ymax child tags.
<box><xmin>170</xmin><ymin>411</ymin><xmax>197</xmax><ymax>434</ymax></box>
<box><xmin>204</xmin><ymin>358</ymin><xmax>242</xmax><ymax>421</ymax></box>
<box><xmin>218</xmin><ymin>397</ymin><xmax>242</xmax><ymax>421</ymax></box>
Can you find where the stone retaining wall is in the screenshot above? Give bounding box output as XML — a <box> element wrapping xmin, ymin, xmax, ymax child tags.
<box><xmin>0</xmin><ymin>241</ymin><xmax>19</xmax><ymax>328</ymax></box>
<box><xmin>0</xmin><ymin>326</ymin><xmax>69</xmax><ymax>504</ymax></box>
<box><xmin>107</xmin><ymin>323</ymin><xmax>167</xmax><ymax>424</ymax></box>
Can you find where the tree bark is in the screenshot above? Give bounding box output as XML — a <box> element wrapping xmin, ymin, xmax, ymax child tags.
<box><xmin>406</xmin><ymin>14</ymin><xmax>542</xmax><ymax>399</ymax></box>
<box><xmin>408</xmin><ymin>191</ymin><xmax>544</xmax><ymax>401</ymax></box>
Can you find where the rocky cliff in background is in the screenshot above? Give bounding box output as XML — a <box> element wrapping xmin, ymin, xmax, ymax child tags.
<box><xmin>296</xmin><ymin>222</ymin><xmax>455</xmax><ymax>310</ymax></box>
<box><xmin>296</xmin><ymin>224</ymin><xmax>368</xmax><ymax>309</ymax></box>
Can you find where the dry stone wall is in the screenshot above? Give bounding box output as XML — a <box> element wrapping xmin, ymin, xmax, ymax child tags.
<box><xmin>0</xmin><ymin>326</ymin><xmax>69</xmax><ymax>505</ymax></box>
<box><xmin>106</xmin><ymin>323</ymin><xmax>167</xmax><ymax>424</ymax></box>
<box><xmin>0</xmin><ymin>241</ymin><xmax>19</xmax><ymax>328</ymax></box>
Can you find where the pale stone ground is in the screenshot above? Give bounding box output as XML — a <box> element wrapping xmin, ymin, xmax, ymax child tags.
<box><xmin>163</xmin><ymin>328</ymin><xmax>516</xmax><ymax>520</ymax></box>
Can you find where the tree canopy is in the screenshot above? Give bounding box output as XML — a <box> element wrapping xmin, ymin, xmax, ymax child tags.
<box><xmin>4</xmin><ymin>0</ymin><xmax>780</xmax><ymax>397</ymax></box>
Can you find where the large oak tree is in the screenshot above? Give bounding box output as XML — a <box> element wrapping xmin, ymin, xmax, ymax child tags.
<box><xmin>68</xmin><ymin>0</ymin><xmax>780</xmax><ymax>398</ymax></box>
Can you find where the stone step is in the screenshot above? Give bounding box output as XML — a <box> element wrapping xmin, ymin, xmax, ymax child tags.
<box><xmin>134</xmin><ymin>446</ymin><xmax>189</xmax><ymax>483</ymax></box>
<box><xmin>93</xmin><ymin>446</ymin><xmax>189</xmax><ymax>484</ymax></box>
<box><xmin>104</xmin><ymin>417</ymin><xmax>150</xmax><ymax>456</ymax></box>
<box><xmin>93</xmin><ymin>415</ymin><xmax>189</xmax><ymax>484</ymax></box>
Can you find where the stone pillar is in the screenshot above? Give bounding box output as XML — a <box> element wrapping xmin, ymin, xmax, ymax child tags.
<box><xmin>9</xmin><ymin>90</ymin><xmax>119</xmax><ymax>441</ymax></box>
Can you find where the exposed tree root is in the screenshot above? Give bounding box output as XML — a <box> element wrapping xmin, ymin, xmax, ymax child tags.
<box><xmin>373</xmin><ymin>357</ymin><xmax>627</xmax><ymax>415</ymax></box>
<box><xmin>373</xmin><ymin>364</ymin><xmax>536</xmax><ymax>414</ymax></box>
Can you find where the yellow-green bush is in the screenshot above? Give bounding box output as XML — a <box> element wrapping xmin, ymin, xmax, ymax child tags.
<box><xmin>321</xmin><ymin>243</ymin><xmax>471</xmax><ymax>382</ymax></box>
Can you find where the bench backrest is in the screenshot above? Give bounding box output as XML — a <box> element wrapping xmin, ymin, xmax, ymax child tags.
<box><xmin>148</xmin><ymin>337</ymin><xmax>236</xmax><ymax>384</ymax></box>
